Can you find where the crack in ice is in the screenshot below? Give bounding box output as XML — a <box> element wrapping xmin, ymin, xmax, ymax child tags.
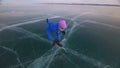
<box><xmin>9</xmin><ymin>27</ymin><xmax>50</xmax><ymax>43</ymax></box>
<box><xmin>65</xmin><ymin>48</ymin><xmax>113</xmax><ymax>68</ymax></box>
<box><xmin>0</xmin><ymin>46</ymin><xmax>24</xmax><ymax>68</ymax></box>
<box><xmin>27</xmin><ymin>48</ymin><xmax>61</xmax><ymax>68</ymax></box>
<box><xmin>62</xmin><ymin>53</ymin><xmax>80</xmax><ymax>68</ymax></box>
<box><xmin>0</xmin><ymin>16</ymin><xmax>62</xmax><ymax>32</ymax></box>
<box><xmin>82</xmin><ymin>20</ymin><xmax>120</xmax><ymax>29</ymax></box>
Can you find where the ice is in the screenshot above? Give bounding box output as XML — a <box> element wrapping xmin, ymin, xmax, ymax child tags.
<box><xmin>82</xmin><ymin>20</ymin><xmax>120</xmax><ymax>29</ymax></box>
<box><xmin>27</xmin><ymin>48</ymin><xmax>61</xmax><ymax>68</ymax></box>
<box><xmin>65</xmin><ymin>48</ymin><xmax>113</xmax><ymax>68</ymax></box>
<box><xmin>27</xmin><ymin>15</ymin><xmax>112</xmax><ymax>68</ymax></box>
<box><xmin>0</xmin><ymin>13</ymin><xmax>118</xmax><ymax>68</ymax></box>
<box><xmin>0</xmin><ymin>46</ymin><xmax>24</xmax><ymax>68</ymax></box>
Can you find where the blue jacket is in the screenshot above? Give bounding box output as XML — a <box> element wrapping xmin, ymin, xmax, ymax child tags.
<box><xmin>47</xmin><ymin>21</ymin><xmax>62</xmax><ymax>42</ymax></box>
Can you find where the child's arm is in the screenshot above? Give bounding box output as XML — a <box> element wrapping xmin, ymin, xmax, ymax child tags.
<box><xmin>46</xmin><ymin>18</ymin><xmax>49</xmax><ymax>23</ymax></box>
<box><xmin>47</xmin><ymin>29</ymin><xmax>54</xmax><ymax>42</ymax></box>
<box><xmin>57</xmin><ymin>32</ymin><xmax>61</xmax><ymax>42</ymax></box>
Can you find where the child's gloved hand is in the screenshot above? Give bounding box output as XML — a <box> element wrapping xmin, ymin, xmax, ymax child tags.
<box><xmin>52</xmin><ymin>39</ymin><xmax>59</xmax><ymax>44</ymax></box>
<box><xmin>54</xmin><ymin>39</ymin><xmax>59</xmax><ymax>43</ymax></box>
<box><xmin>61</xmin><ymin>31</ymin><xmax>65</xmax><ymax>35</ymax></box>
<box><xmin>52</xmin><ymin>39</ymin><xmax>59</xmax><ymax>47</ymax></box>
<box><xmin>52</xmin><ymin>39</ymin><xmax>63</xmax><ymax>47</ymax></box>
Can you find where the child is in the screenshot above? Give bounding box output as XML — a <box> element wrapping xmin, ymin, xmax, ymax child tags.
<box><xmin>46</xmin><ymin>19</ymin><xmax>67</xmax><ymax>48</ymax></box>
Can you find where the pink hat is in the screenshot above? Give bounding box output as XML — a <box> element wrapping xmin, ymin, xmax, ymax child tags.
<box><xmin>58</xmin><ymin>20</ymin><xmax>67</xmax><ymax>29</ymax></box>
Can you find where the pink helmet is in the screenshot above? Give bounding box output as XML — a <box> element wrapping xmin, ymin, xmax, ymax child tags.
<box><xmin>58</xmin><ymin>20</ymin><xmax>67</xmax><ymax>29</ymax></box>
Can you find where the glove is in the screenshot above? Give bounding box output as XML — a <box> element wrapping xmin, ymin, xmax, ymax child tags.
<box><xmin>54</xmin><ymin>39</ymin><xmax>59</xmax><ymax>43</ymax></box>
<box><xmin>46</xmin><ymin>18</ymin><xmax>49</xmax><ymax>23</ymax></box>
<box><xmin>54</xmin><ymin>40</ymin><xmax>63</xmax><ymax>47</ymax></box>
<box><xmin>61</xmin><ymin>31</ymin><xmax>65</xmax><ymax>35</ymax></box>
<box><xmin>52</xmin><ymin>39</ymin><xmax>59</xmax><ymax>47</ymax></box>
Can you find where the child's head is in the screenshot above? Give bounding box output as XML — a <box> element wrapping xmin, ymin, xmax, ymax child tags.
<box><xmin>58</xmin><ymin>20</ymin><xmax>67</xmax><ymax>31</ymax></box>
